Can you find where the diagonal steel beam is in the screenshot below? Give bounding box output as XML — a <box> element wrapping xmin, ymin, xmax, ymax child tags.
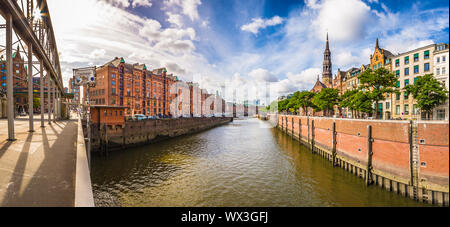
<box><xmin>0</xmin><ymin>0</ymin><xmax>63</xmax><ymax>93</ymax></box>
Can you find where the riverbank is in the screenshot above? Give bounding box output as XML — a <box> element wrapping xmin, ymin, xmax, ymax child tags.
<box><xmin>273</xmin><ymin>114</ymin><xmax>449</xmax><ymax>206</ymax></box>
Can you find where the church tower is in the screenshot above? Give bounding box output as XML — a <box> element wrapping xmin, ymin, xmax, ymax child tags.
<box><xmin>322</xmin><ymin>33</ymin><xmax>333</xmax><ymax>87</ymax></box>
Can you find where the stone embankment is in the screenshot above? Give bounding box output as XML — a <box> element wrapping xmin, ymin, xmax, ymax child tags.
<box><xmin>271</xmin><ymin>114</ymin><xmax>449</xmax><ymax>206</ymax></box>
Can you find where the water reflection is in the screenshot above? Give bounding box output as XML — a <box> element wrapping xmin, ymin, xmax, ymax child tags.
<box><xmin>91</xmin><ymin>118</ymin><xmax>428</xmax><ymax>207</ymax></box>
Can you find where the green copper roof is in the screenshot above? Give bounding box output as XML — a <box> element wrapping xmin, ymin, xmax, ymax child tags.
<box><xmin>12</xmin><ymin>52</ymin><xmax>17</xmax><ymax>58</ymax></box>
<box><xmin>120</xmin><ymin>58</ymin><xmax>125</xmax><ymax>63</ymax></box>
<box><xmin>143</xmin><ymin>64</ymin><xmax>147</xmax><ymax>70</ymax></box>
<box><xmin>163</xmin><ymin>68</ymin><xmax>167</xmax><ymax>73</ymax></box>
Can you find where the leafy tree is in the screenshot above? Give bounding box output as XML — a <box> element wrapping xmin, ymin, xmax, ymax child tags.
<box><xmin>405</xmin><ymin>74</ymin><xmax>448</xmax><ymax>119</ymax></box>
<box><xmin>278</xmin><ymin>99</ymin><xmax>289</xmax><ymax>113</ymax></box>
<box><xmin>352</xmin><ymin>91</ymin><xmax>373</xmax><ymax>118</ymax></box>
<box><xmin>312</xmin><ymin>88</ymin><xmax>340</xmax><ymax>117</ymax></box>
<box><xmin>340</xmin><ymin>90</ymin><xmax>358</xmax><ymax>117</ymax></box>
<box><xmin>296</xmin><ymin>90</ymin><xmax>315</xmax><ymax>115</ymax></box>
<box><xmin>358</xmin><ymin>68</ymin><xmax>398</xmax><ymax>119</ymax></box>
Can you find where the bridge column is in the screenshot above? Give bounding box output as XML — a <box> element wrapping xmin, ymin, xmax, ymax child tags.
<box><xmin>40</xmin><ymin>60</ymin><xmax>45</xmax><ymax>128</ymax></box>
<box><xmin>53</xmin><ymin>80</ymin><xmax>56</xmax><ymax>122</ymax></box>
<box><xmin>28</xmin><ymin>43</ymin><xmax>34</xmax><ymax>132</ymax></box>
<box><xmin>48</xmin><ymin>78</ymin><xmax>52</xmax><ymax>125</ymax></box>
<box><xmin>6</xmin><ymin>13</ymin><xmax>15</xmax><ymax>141</ymax></box>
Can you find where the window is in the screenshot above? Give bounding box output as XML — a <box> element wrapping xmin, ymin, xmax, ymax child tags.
<box><xmin>414</xmin><ymin>77</ymin><xmax>418</xmax><ymax>84</ymax></box>
<box><xmin>112</xmin><ymin>81</ymin><xmax>116</xmax><ymax>86</ymax></box>
<box><xmin>378</xmin><ymin>63</ymin><xmax>382</xmax><ymax>68</ymax></box>
<box><xmin>424</xmin><ymin>63</ymin><xmax>430</xmax><ymax>72</ymax></box>
<box><xmin>395</xmin><ymin>70</ymin><xmax>400</xmax><ymax>77</ymax></box>
<box><xmin>404</xmin><ymin>67</ymin><xmax>409</xmax><ymax>76</ymax></box>
<box><xmin>405</xmin><ymin>56</ymin><xmax>409</xmax><ymax>64</ymax></box>
<box><xmin>396</xmin><ymin>93</ymin><xmax>400</xmax><ymax>100</ymax></box>
<box><xmin>386</xmin><ymin>102</ymin><xmax>390</xmax><ymax>109</ymax></box>
<box><xmin>386</xmin><ymin>92</ymin><xmax>390</xmax><ymax>98</ymax></box>
<box><xmin>404</xmin><ymin>92</ymin><xmax>409</xmax><ymax>100</ymax></box>
<box><xmin>437</xmin><ymin>109</ymin><xmax>445</xmax><ymax>120</ymax></box>
<box><xmin>443</xmin><ymin>67</ymin><xmax>446</xmax><ymax>75</ymax></box>
<box><xmin>404</xmin><ymin>104</ymin><xmax>409</xmax><ymax>115</ymax></box>
<box><xmin>376</xmin><ymin>56</ymin><xmax>378</xmax><ymax>61</ymax></box>
<box><xmin>443</xmin><ymin>56</ymin><xmax>446</xmax><ymax>62</ymax></box>
<box><xmin>414</xmin><ymin>65</ymin><xmax>419</xmax><ymax>74</ymax></box>
<box><xmin>395</xmin><ymin>59</ymin><xmax>400</xmax><ymax>67</ymax></box>
<box><xmin>437</xmin><ymin>57</ymin><xmax>440</xmax><ymax>63</ymax></box>
<box><xmin>112</xmin><ymin>88</ymin><xmax>116</xmax><ymax>95</ymax></box>
<box><xmin>436</xmin><ymin>68</ymin><xmax>440</xmax><ymax>75</ymax></box>
<box><xmin>396</xmin><ymin>105</ymin><xmax>400</xmax><ymax>115</ymax></box>
<box><xmin>413</xmin><ymin>104</ymin><xmax>419</xmax><ymax>115</ymax></box>
<box><xmin>424</xmin><ymin>50</ymin><xmax>430</xmax><ymax>59</ymax></box>
<box><xmin>405</xmin><ymin>79</ymin><xmax>409</xmax><ymax>87</ymax></box>
<box><xmin>112</xmin><ymin>74</ymin><xmax>116</xmax><ymax>78</ymax></box>
<box><xmin>414</xmin><ymin>53</ymin><xmax>419</xmax><ymax>62</ymax></box>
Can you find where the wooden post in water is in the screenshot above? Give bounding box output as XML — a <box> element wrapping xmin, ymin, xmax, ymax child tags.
<box><xmin>291</xmin><ymin>117</ymin><xmax>294</xmax><ymax>137</ymax></box>
<box><xmin>299</xmin><ymin>119</ymin><xmax>302</xmax><ymax>144</ymax></box>
<box><xmin>285</xmin><ymin>116</ymin><xmax>288</xmax><ymax>133</ymax></box>
<box><xmin>366</xmin><ymin>125</ymin><xmax>373</xmax><ymax>185</ymax></box>
<box><xmin>332</xmin><ymin>121</ymin><xmax>337</xmax><ymax>166</ymax></box>
<box><xmin>311</xmin><ymin>120</ymin><xmax>315</xmax><ymax>153</ymax></box>
<box><xmin>307</xmin><ymin>117</ymin><xmax>310</xmax><ymax>148</ymax></box>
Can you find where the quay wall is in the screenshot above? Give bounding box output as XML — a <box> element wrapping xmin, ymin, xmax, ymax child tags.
<box><xmin>88</xmin><ymin>117</ymin><xmax>233</xmax><ymax>152</ymax></box>
<box><xmin>274</xmin><ymin>114</ymin><xmax>449</xmax><ymax>206</ymax></box>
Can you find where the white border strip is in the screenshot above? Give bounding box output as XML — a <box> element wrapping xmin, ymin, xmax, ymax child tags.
<box><xmin>74</xmin><ymin>117</ymin><xmax>95</xmax><ymax>207</ymax></box>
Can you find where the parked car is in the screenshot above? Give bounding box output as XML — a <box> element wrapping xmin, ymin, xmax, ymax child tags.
<box><xmin>134</xmin><ymin>114</ymin><xmax>147</xmax><ymax>121</ymax></box>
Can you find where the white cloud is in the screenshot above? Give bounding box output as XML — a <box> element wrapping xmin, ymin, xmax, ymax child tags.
<box><xmin>89</xmin><ymin>49</ymin><xmax>106</xmax><ymax>59</ymax></box>
<box><xmin>310</xmin><ymin>0</ymin><xmax>371</xmax><ymax>42</ymax></box>
<box><xmin>132</xmin><ymin>0</ymin><xmax>152</xmax><ymax>8</ymax></box>
<box><xmin>241</xmin><ymin>16</ymin><xmax>284</xmax><ymax>35</ymax></box>
<box><xmin>164</xmin><ymin>0</ymin><xmax>202</xmax><ymax>21</ymax></box>
<box><xmin>166</xmin><ymin>12</ymin><xmax>184</xmax><ymax>28</ymax></box>
<box><xmin>248</xmin><ymin>68</ymin><xmax>279</xmax><ymax>83</ymax></box>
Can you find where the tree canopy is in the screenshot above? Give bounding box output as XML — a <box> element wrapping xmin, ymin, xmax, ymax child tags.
<box><xmin>405</xmin><ymin>74</ymin><xmax>448</xmax><ymax>119</ymax></box>
<box><xmin>312</xmin><ymin>88</ymin><xmax>340</xmax><ymax>116</ymax></box>
<box><xmin>358</xmin><ymin>68</ymin><xmax>398</xmax><ymax>118</ymax></box>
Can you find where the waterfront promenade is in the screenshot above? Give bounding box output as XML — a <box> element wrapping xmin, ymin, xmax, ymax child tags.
<box><xmin>0</xmin><ymin>116</ymin><xmax>78</xmax><ymax>206</ymax></box>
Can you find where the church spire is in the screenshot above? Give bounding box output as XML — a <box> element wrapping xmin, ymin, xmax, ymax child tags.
<box><xmin>376</xmin><ymin>38</ymin><xmax>379</xmax><ymax>49</ymax></box>
<box><xmin>322</xmin><ymin>32</ymin><xmax>332</xmax><ymax>88</ymax></box>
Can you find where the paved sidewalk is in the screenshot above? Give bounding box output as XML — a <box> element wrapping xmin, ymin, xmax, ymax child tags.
<box><xmin>0</xmin><ymin>116</ymin><xmax>78</xmax><ymax>207</ymax></box>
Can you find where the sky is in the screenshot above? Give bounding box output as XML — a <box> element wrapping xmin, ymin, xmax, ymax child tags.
<box><xmin>43</xmin><ymin>0</ymin><xmax>448</xmax><ymax>104</ymax></box>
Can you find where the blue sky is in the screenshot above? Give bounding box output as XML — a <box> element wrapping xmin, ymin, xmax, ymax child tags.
<box><xmin>45</xmin><ymin>0</ymin><xmax>449</xmax><ymax>103</ymax></box>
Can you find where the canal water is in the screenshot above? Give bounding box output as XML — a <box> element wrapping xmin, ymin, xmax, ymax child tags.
<box><xmin>91</xmin><ymin>118</ymin><xmax>428</xmax><ymax>207</ymax></box>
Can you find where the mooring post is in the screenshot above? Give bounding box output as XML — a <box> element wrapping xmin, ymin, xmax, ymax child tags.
<box><xmin>291</xmin><ymin>117</ymin><xmax>294</xmax><ymax>136</ymax></box>
<box><xmin>366</xmin><ymin>125</ymin><xmax>373</xmax><ymax>185</ymax></box>
<box><xmin>299</xmin><ymin>119</ymin><xmax>302</xmax><ymax>144</ymax></box>
<box><xmin>285</xmin><ymin>116</ymin><xmax>288</xmax><ymax>133</ymax></box>
<box><xmin>307</xmin><ymin>116</ymin><xmax>310</xmax><ymax>148</ymax></box>
<box><xmin>311</xmin><ymin>120</ymin><xmax>315</xmax><ymax>153</ymax></box>
<box><xmin>332</xmin><ymin>121</ymin><xmax>337</xmax><ymax>166</ymax></box>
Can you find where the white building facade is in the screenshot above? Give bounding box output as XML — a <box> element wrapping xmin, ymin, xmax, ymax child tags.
<box><xmin>432</xmin><ymin>43</ymin><xmax>449</xmax><ymax>121</ymax></box>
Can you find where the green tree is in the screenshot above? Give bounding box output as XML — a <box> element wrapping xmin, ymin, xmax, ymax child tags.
<box><xmin>278</xmin><ymin>99</ymin><xmax>289</xmax><ymax>113</ymax></box>
<box><xmin>296</xmin><ymin>90</ymin><xmax>315</xmax><ymax>115</ymax></box>
<box><xmin>405</xmin><ymin>74</ymin><xmax>448</xmax><ymax>119</ymax></box>
<box><xmin>340</xmin><ymin>90</ymin><xmax>358</xmax><ymax>118</ymax></box>
<box><xmin>312</xmin><ymin>88</ymin><xmax>340</xmax><ymax>117</ymax></box>
<box><xmin>358</xmin><ymin>68</ymin><xmax>398</xmax><ymax>119</ymax></box>
<box><xmin>352</xmin><ymin>91</ymin><xmax>373</xmax><ymax>118</ymax></box>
